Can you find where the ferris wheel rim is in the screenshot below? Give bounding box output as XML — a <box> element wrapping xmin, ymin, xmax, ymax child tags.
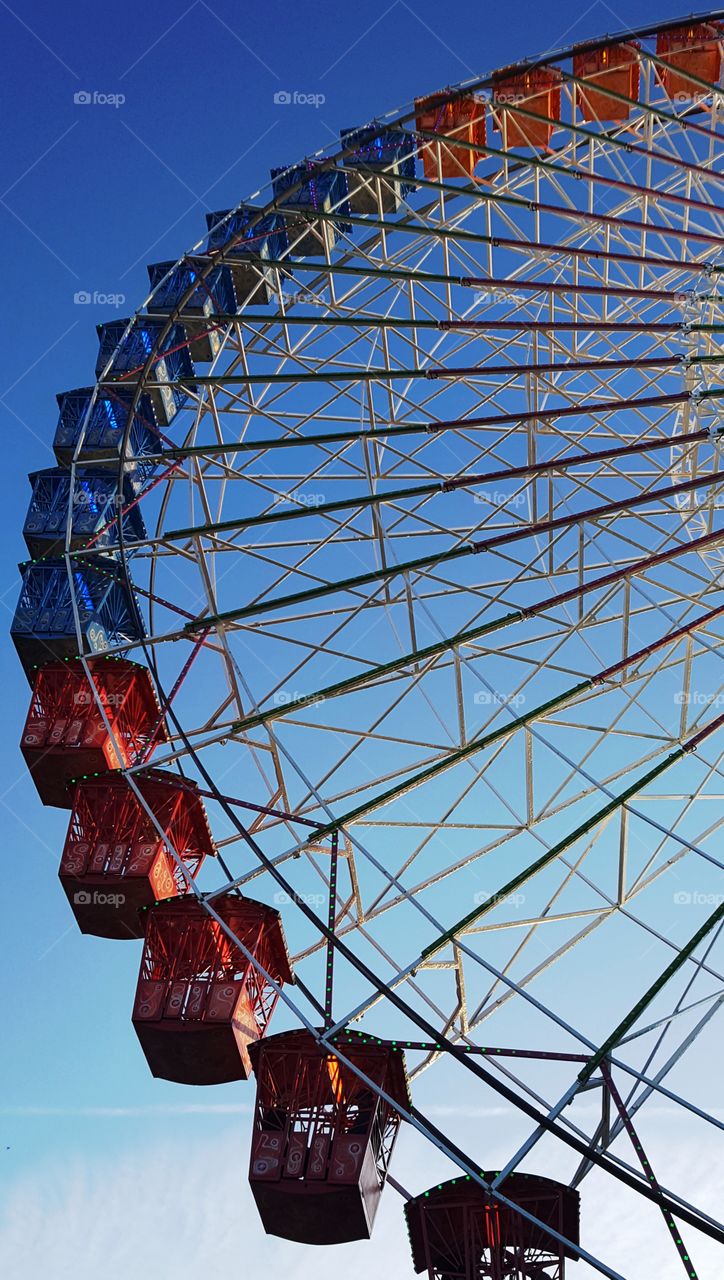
<box><xmin>39</xmin><ymin>16</ymin><xmax>724</xmax><ymax>1271</ymax></box>
<box><xmin>92</xmin><ymin>19</ymin><xmax>724</xmax><ymax>1047</ymax></box>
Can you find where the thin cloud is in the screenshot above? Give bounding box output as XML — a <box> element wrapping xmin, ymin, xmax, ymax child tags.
<box><xmin>0</xmin><ymin>1103</ymin><xmax>252</xmax><ymax>1117</ymax></box>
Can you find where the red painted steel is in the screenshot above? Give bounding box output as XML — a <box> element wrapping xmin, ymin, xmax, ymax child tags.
<box><xmin>492</xmin><ymin>68</ymin><xmax>563</xmax><ymax>148</ymax></box>
<box><xmin>59</xmin><ymin>770</ymin><xmax>213</xmax><ymax>938</ymax></box>
<box><xmin>573</xmin><ymin>43</ymin><xmax>641</xmax><ymax>120</ymax></box>
<box><xmin>656</xmin><ymin>23</ymin><xmax>724</xmax><ymax>97</ymax></box>
<box><xmin>248</xmin><ymin>1029</ymin><xmax>410</xmax><ymax>1244</ymax></box>
<box><xmin>415</xmin><ymin>94</ymin><xmax>486</xmax><ymax>179</ymax></box>
<box><xmin>405</xmin><ymin>1174</ymin><xmax>580</xmax><ymax>1278</ymax></box>
<box><xmin>132</xmin><ymin>892</ymin><xmax>292</xmax><ymax>1085</ymax></box>
<box><xmin>20</xmin><ymin>658</ymin><xmax>166</xmax><ymax>807</ymax></box>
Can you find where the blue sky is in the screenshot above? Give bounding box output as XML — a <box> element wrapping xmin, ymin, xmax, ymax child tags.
<box><xmin>1</xmin><ymin>2</ymin><xmax>722</xmax><ymax>1277</ymax></box>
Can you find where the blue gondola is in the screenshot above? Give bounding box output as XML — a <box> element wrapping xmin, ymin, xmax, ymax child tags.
<box><xmin>95</xmin><ymin>320</ymin><xmax>195</xmax><ymax>425</ymax></box>
<box><xmin>23</xmin><ymin>468</ymin><xmax>146</xmax><ymax>559</ymax></box>
<box><xmin>12</xmin><ymin>557</ymin><xmax>146</xmax><ymax>679</ymax></box>
<box><xmin>270</xmin><ymin>162</ymin><xmax>350</xmax><ymax>256</ymax></box>
<box><xmin>340</xmin><ymin>124</ymin><xmax>416</xmax><ymax>213</ymax></box>
<box><xmin>54</xmin><ymin>387</ymin><xmax>160</xmax><ymax>479</ymax></box>
<box><xmin>206</xmin><ymin>205</ymin><xmax>288</xmax><ymax>303</ymax></box>
<box><xmin>147</xmin><ymin>260</ymin><xmax>237</xmax><ymax>362</ymax></box>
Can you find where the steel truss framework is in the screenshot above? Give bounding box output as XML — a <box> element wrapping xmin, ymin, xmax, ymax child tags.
<box><xmin>41</xmin><ymin>11</ymin><xmax>724</xmax><ymax>1277</ymax></box>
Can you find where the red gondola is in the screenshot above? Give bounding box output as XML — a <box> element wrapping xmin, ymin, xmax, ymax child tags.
<box><xmin>20</xmin><ymin>657</ymin><xmax>165</xmax><ymax>807</ymax></box>
<box><xmin>405</xmin><ymin>1173</ymin><xmax>580</xmax><ymax>1279</ymax></box>
<box><xmin>656</xmin><ymin>23</ymin><xmax>723</xmax><ymax>97</ymax></box>
<box><xmin>59</xmin><ymin>770</ymin><xmax>214</xmax><ymax>938</ymax></box>
<box><xmin>414</xmin><ymin>93</ymin><xmax>486</xmax><ymax>179</ymax></box>
<box><xmin>492</xmin><ymin>68</ymin><xmax>563</xmax><ymax>149</ymax></box>
<box><xmin>249</xmin><ymin>1029</ymin><xmax>409</xmax><ymax>1244</ymax></box>
<box><xmin>132</xmin><ymin>893</ymin><xmax>292</xmax><ymax>1085</ymax></box>
<box><xmin>572</xmin><ymin>43</ymin><xmax>640</xmax><ymax>121</ymax></box>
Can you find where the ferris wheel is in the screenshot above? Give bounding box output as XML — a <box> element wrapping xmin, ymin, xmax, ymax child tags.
<box><xmin>13</xmin><ymin>13</ymin><xmax>724</xmax><ymax>1278</ymax></box>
